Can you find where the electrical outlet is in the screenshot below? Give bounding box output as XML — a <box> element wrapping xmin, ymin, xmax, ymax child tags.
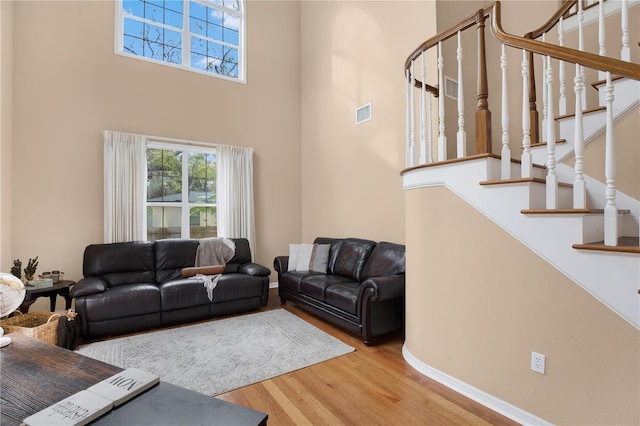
<box><xmin>531</xmin><ymin>351</ymin><xmax>546</xmax><ymax>374</ymax></box>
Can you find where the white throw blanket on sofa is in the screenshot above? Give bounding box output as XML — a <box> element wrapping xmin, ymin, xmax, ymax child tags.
<box><xmin>195</xmin><ymin>238</ymin><xmax>236</xmax><ymax>301</ymax></box>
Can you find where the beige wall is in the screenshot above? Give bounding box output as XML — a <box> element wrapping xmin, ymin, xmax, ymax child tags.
<box><xmin>299</xmin><ymin>1</ymin><xmax>437</xmax><ymax>245</ymax></box>
<box><xmin>405</xmin><ymin>185</ymin><xmax>639</xmax><ymax>425</ymax></box>
<box><xmin>0</xmin><ymin>1</ymin><xmax>13</xmax><ymax>272</ymax></box>
<box><xmin>8</xmin><ymin>0</ymin><xmax>301</xmax><ymax>296</ymax></box>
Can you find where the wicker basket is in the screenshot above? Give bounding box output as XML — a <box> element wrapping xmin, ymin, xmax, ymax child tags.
<box><xmin>0</xmin><ymin>311</ymin><xmax>61</xmax><ymax>345</ymax></box>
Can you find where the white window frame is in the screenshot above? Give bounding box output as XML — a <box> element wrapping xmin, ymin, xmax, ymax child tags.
<box><xmin>146</xmin><ymin>140</ymin><xmax>217</xmax><ymax>240</ymax></box>
<box><xmin>114</xmin><ymin>0</ymin><xmax>246</xmax><ymax>83</ymax></box>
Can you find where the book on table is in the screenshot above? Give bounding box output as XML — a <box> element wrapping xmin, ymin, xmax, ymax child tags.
<box><xmin>22</xmin><ymin>369</ymin><xmax>160</xmax><ymax>426</ymax></box>
<box><xmin>22</xmin><ymin>390</ymin><xmax>112</xmax><ymax>426</ymax></box>
<box><xmin>87</xmin><ymin>368</ymin><xmax>159</xmax><ymax>406</ymax></box>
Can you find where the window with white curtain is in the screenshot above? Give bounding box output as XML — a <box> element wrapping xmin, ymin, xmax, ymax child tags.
<box><xmin>115</xmin><ymin>0</ymin><xmax>246</xmax><ymax>82</ymax></box>
<box><xmin>104</xmin><ymin>130</ymin><xmax>255</xmax><ymax>257</ymax></box>
<box><xmin>146</xmin><ymin>142</ymin><xmax>217</xmax><ymax>241</ymax></box>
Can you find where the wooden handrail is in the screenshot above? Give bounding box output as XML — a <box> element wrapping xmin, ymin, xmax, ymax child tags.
<box><xmin>405</xmin><ymin>1</ymin><xmax>640</xmax><ymax>81</ymax></box>
<box><xmin>527</xmin><ymin>0</ymin><xmax>577</xmax><ymax>39</ymax></box>
<box><xmin>490</xmin><ymin>1</ymin><xmax>640</xmax><ymax>80</ymax></box>
<box><xmin>404</xmin><ymin>4</ymin><xmax>493</xmax><ymax>70</ymax></box>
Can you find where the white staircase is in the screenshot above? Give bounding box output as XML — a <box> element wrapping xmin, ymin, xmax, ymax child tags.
<box><xmin>403</xmin><ymin>76</ymin><xmax>640</xmax><ymax>329</ymax></box>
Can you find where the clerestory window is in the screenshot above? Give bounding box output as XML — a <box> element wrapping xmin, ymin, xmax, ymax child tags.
<box><xmin>116</xmin><ymin>0</ymin><xmax>245</xmax><ymax>82</ymax></box>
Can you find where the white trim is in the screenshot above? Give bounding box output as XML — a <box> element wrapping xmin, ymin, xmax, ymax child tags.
<box><xmin>269</xmin><ymin>281</ymin><xmax>279</xmax><ymax>289</ymax></box>
<box><xmin>402</xmin><ymin>345</ymin><xmax>552</xmax><ymax>426</ymax></box>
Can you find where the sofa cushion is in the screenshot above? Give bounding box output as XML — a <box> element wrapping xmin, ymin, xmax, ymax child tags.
<box><xmin>83</xmin><ymin>284</ymin><xmax>160</xmax><ymax>321</ymax></box>
<box><xmin>83</xmin><ymin>242</ymin><xmax>156</xmax><ymax>287</ymax></box>
<box><xmin>325</xmin><ymin>282</ymin><xmax>360</xmax><ymax>315</ymax></box>
<box><xmin>212</xmin><ymin>274</ymin><xmax>266</xmax><ymax>301</ymax></box>
<box><xmin>331</xmin><ymin>238</ymin><xmax>376</xmax><ymax>281</ymax></box>
<box><xmin>279</xmin><ymin>271</ymin><xmax>319</xmax><ymax>293</ymax></box>
<box><xmin>155</xmin><ymin>239</ymin><xmax>200</xmax><ymax>283</ymax></box>
<box><xmin>300</xmin><ymin>274</ymin><xmax>356</xmax><ymax>301</ymax></box>
<box><xmin>362</xmin><ymin>242</ymin><xmax>406</xmax><ymax>280</ymax></box>
<box><xmin>158</xmin><ymin>278</ymin><xmax>212</xmax><ymax>310</ymax></box>
<box><xmin>226</xmin><ymin>238</ymin><xmax>252</xmax><ymax>265</ymax></box>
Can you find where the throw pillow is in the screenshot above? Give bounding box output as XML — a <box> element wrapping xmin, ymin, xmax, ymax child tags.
<box><xmin>288</xmin><ymin>244</ymin><xmax>302</xmax><ymax>272</ymax></box>
<box><xmin>295</xmin><ymin>243</ymin><xmax>330</xmax><ymax>273</ymax></box>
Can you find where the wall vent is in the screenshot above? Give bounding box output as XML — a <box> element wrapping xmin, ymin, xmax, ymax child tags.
<box><xmin>444</xmin><ymin>76</ymin><xmax>458</xmax><ymax>100</ymax></box>
<box><xmin>356</xmin><ymin>103</ymin><xmax>372</xmax><ymax>125</ymax></box>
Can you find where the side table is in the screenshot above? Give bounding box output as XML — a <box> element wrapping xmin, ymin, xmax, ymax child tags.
<box><xmin>19</xmin><ymin>280</ymin><xmax>75</xmax><ymax>313</ymax></box>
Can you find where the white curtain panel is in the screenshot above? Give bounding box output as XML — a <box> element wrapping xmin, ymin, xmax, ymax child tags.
<box><xmin>216</xmin><ymin>144</ymin><xmax>256</xmax><ymax>259</ymax></box>
<box><xmin>103</xmin><ymin>130</ymin><xmax>147</xmax><ymax>243</ymax></box>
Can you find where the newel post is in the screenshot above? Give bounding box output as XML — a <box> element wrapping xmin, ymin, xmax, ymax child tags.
<box><xmin>475</xmin><ymin>10</ymin><xmax>492</xmax><ymax>154</ymax></box>
<box><xmin>524</xmin><ymin>33</ymin><xmax>539</xmax><ymax>146</ymax></box>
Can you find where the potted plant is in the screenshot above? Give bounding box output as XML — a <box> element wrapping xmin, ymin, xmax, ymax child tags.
<box><xmin>23</xmin><ymin>257</ymin><xmax>39</xmax><ymax>281</ymax></box>
<box><xmin>10</xmin><ymin>259</ymin><xmax>22</xmax><ymax>280</ymax></box>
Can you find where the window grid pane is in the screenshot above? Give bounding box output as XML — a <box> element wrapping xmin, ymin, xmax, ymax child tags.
<box><xmin>189</xmin><ymin>206</ymin><xmax>217</xmax><ymax>239</ymax></box>
<box><xmin>147</xmin><ymin>146</ymin><xmax>216</xmax><ymax>241</ymax></box>
<box><xmin>119</xmin><ymin>0</ymin><xmax>243</xmax><ymax>80</ymax></box>
<box><xmin>147</xmin><ymin>149</ymin><xmax>183</xmax><ymax>202</ymax></box>
<box><xmin>147</xmin><ymin>205</ymin><xmax>182</xmax><ymax>241</ymax></box>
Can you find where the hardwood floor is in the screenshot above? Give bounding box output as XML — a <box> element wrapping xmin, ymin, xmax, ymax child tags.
<box><xmin>217</xmin><ymin>289</ymin><xmax>520</xmax><ymax>426</ymax></box>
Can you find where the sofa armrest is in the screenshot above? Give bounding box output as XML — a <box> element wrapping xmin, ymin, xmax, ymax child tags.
<box><xmin>360</xmin><ymin>275</ymin><xmax>405</xmax><ymax>302</ymax></box>
<box><xmin>238</xmin><ymin>263</ymin><xmax>271</xmax><ymax>277</ymax></box>
<box><xmin>70</xmin><ymin>276</ymin><xmax>108</xmax><ymax>298</ymax></box>
<box><xmin>273</xmin><ymin>256</ymin><xmax>289</xmax><ymax>273</ymax></box>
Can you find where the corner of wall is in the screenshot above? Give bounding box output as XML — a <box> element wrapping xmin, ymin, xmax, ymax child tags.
<box><xmin>0</xmin><ymin>0</ymin><xmax>14</xmax><ymax>271</ymax></box>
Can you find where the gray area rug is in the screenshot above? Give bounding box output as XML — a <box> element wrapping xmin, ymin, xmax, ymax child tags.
<box><xmin>76</xmin><ymin>309</ymin><xmax>354</xmax><ymax>396</ymax></box>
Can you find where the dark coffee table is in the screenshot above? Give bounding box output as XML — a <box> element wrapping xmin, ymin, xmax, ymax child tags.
<box><xmin>19</xmin><ymin>279</ymin><xmax>75</xmax><ymax>313</ymax></box>
<box><xmin>0</xmin><ymin>333</ymin><xmax>268</xmax><ymax>426</ymax></box>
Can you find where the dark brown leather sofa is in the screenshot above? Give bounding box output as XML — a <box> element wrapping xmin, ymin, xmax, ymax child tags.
<box><xmin>274</xmin><ymin>237</ymin><xmax>405</xmax><ymax>345</ymax></box>
<box><xmin>70</xmin><ymin>238</ymin><xmax>270</xmax><ymax>339</ymax></box>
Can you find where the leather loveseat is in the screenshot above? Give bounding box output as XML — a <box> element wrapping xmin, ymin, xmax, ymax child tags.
<box><xmin>274</xmin><ymin>237</ymin><xmax>405</xmax><ymax>345</ymax></box>
<box><xmin>70</xmin><ymin>238</ymin><xmax>270</xmax><ymax>339</ymax></box>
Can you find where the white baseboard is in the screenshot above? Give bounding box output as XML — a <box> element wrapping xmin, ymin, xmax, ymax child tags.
<box><xmin>269</xmin><ymin>281</ymin><xmax>279</xmax><ymax>289</ymax></box>
<box><xmin>402</xmin><ymin>345</ymin><xmax>552</xmax><ymax>426</ymax></box>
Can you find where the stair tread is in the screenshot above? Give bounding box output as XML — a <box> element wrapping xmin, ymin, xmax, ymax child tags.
<box><xmin>573</xmin><ymin>237</ymin><xmax>640</xmax><ymax>254</ymax></box>
<box><xmin>521</xmin><ymin>208</ymin><xmax>601</xmax><ymax>214</ymax></box>
<box><xmin>529</xmin><ymin>139</ymin><xmax>566</xmax><ymax>149</ymax></box>
<box><xmin>556</xmin><ymin>106</ymin><xmax>606</xmax><ymax>121</ymax></box>
<box><xmin>591</xmin><ymin>74</ymin><xmax>625</xmax><ymax>89</ymax></box>
<box><xmin>480</xmin><ymin>177</ymin><xmax>573</xmax><ymax>187</ymax></box>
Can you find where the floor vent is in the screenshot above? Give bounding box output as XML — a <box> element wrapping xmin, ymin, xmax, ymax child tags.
<box><xmin>356</xmin><ymin>103</ymin><xmax>372</xmax><ymax>125</ymax></box>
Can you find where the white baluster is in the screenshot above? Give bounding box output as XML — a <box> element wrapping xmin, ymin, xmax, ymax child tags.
<box><xmin>521</xmin><ymin>49</ymin><xmax>532</xmax><ymax>178</ymax></box>
<box><xmin>546</xmin><ymin>55</ymin><xmax>558</xmax><ymax>209</ymax></box>
<box><xmin>410</xmin><ymin>61</ymin><xmax>416</xmax><ymax>167</ymax></box>
<box><xmin>437</xmin><ymin>41</ymin><xmax>447</xmax><ymax>161</ymax></box>
<box><xmin>541</xmin><ymin>34</ymin><xmax>548</xmax><ymax>142</ymax></box>
<box><xmin>419</xmin><ymin>53</ymin><xmax>427</xmax><ymax>165</ymax></box>
<box><xmin>428</xmin><ymin>93</ymin><xmax>434</xmax><ymax>163</ymax></box>
<box><xmin>604</xmin><ymin>72</ymin><xmax>618</xmax><ymax>245</ymax></box>
<box><xmin>621</xmin><ymin>0</ymin><xmax>630</xmax><ymax>61</ymax></box>
<box><xmin>573</xmin><ymin>63</ymin><xmax>586</xmax><ymax>208</ymax></box>
<box><xmin>578</xmin><ymin>1</ymin><xmax>586</xmax><ymax>108</ymax></box>
<box><xmin>558</xmin><ymin>18</ymin><xmax>567</xmax><ymax>116</ymax></box>
<box><xmin>501</xmin><ymin>44</ymin><xmax>510</xmax><ymax>179</ymax></box>
<box><xmin>456</xmin><ymin>31</ymin><xmax>466</xmax><ymax>158</ymax></box>
<box><xmin>598</xmin><ymin>0</ymin><xmax>606</xmax><ymax>80</ymax></box>
<box><xmin>405</xmin><ymin>69</ymin><xmax>411</xmax><ymax>167</ymax></box>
